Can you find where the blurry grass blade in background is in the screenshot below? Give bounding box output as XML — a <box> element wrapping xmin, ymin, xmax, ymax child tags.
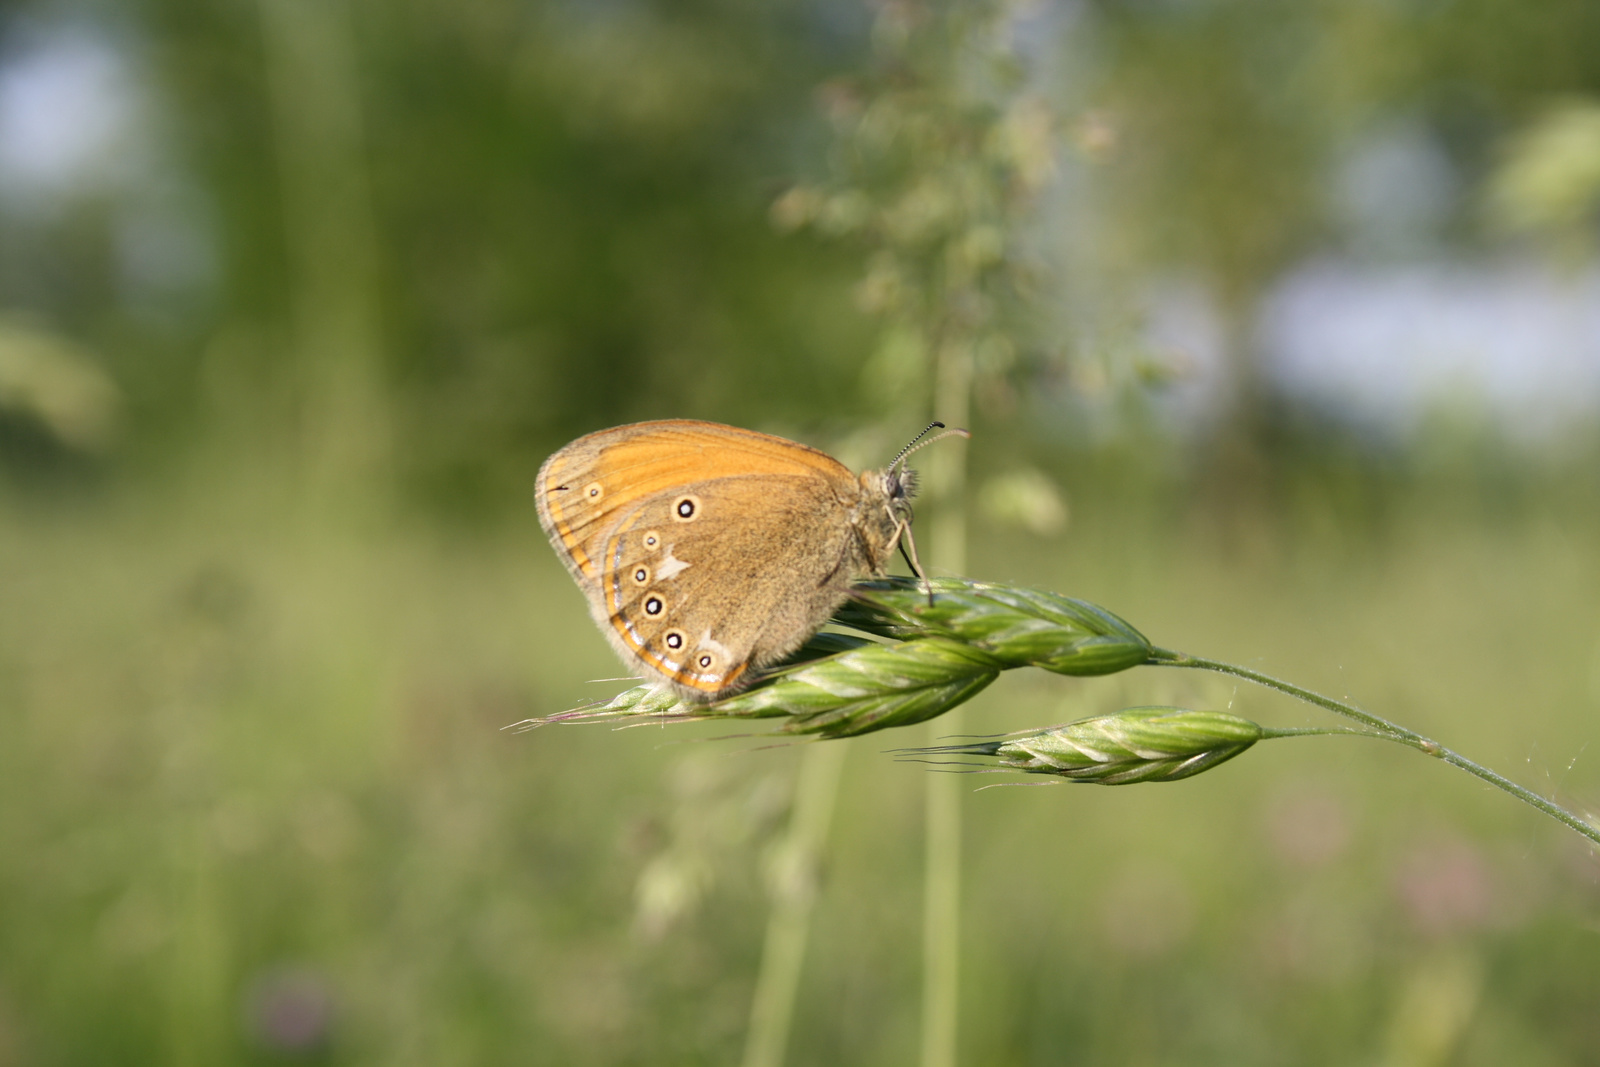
<box><xmin>0</xmin><ymin>315</ymin><xmax>119</xmax><ymax>451</ymax></box>
<box><xmin>258</xmin><ymin>0</ymin><xmax>390</xmax><ymax>505</ymax></box>
<box><xmin>977</xmin><ymin>468</ymin><xmax>1069</xmax><ymax>537</ymax></box>
<box><xmin>1486</xmin><ymin>98</ymin><xmax>1600</xmax><ymax>261</ymax></box>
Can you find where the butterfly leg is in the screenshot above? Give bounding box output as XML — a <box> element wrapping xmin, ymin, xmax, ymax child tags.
<box><xmin>892</xmin><ymin>516</ymin><xmax>936</xmax><ymax>607</ymax></box>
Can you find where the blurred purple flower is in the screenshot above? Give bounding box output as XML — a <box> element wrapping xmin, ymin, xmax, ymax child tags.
<box><xmin>1393</xmin><ymin>839</ymin><xmax>1496</xmax><ymax>937</ymax></box>
<box><xmin>1264</xmin><ymin>784</ymin><xmax>1353</xmax><ymax>869</ymax></box>
<box><xmin>244</xmin><ymin>966</ymin><xmax>334</xmax><ymax>1054</ymax></box>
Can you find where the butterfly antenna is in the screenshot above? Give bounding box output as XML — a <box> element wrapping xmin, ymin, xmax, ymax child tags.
<box><xmin>889</xmin><ymin>421</ymin><xmax>943</xmax><ymax>472</ymax></box>
<box><xmin>890</xmin><ymin>423</ymin><xmax>972</xmax><ymax>474</ymax></box>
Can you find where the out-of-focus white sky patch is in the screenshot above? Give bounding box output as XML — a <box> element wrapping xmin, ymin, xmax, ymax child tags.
<box><xmin>1258</xmin><ymin>259</ymin><xmax>1600</xmax><ymax>442</ymax></box>
<box><xmin>0</xmin><ymin>24</ymin><xmax>217</xmax><ymax>311</ymax></box>
<box><xmin>1123</xmin><ymin>259</ymin><xmax>1600</xmax><ymax>445</ymax></box>
<box><xmin>0</xmin><ymin>31</ymin><xmax>142</xmax><ymax>201</ymax></box>
<box><xmin>1095</xmin><ymin>112</ymin><xmax>1600</xmax><ymax>445</ymax></box>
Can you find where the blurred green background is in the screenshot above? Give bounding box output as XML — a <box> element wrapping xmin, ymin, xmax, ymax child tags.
<box><xmin>3</xmin><ymin>0</ymin><xmax>1600</xmax><ymax>1063</ymax></box>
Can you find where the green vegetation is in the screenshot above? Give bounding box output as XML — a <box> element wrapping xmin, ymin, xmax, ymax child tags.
<box><xmin>4</xmin><ymin>455</ymin><xmax>1599</xmax><ymax>1063</ymax></box>
<box><xmin>3</xmin><ymin>0</ymin><xmax>1600</xmax><ymax>1062</ymax></box>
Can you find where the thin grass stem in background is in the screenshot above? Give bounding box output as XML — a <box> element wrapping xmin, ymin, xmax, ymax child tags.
<box><xmin>257</xmin><ymin>0</ymin><xmax>390</xmax><ymax>507</ymax></box>
<box><xmin>741</xmin><ymin>740</ymin><xmax>850</xmax><ymax>1067</ymax></box>
<box><xmin>922</xmin><ymin>338</ymin><xmax>972</xmax><ymax>1067</ymax></box>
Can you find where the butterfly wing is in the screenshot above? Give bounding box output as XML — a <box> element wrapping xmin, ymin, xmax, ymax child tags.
<box><xmin>537</xmin><ymin>421</ymin><xmax>873</xmax><ymax>698</ymax></box>
<box><xmin>591</xmin><ymin>475</ymin><xmax>867</xmax><ymax>696</ymax></box>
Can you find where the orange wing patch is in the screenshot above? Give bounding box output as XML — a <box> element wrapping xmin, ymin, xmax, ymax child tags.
<box><xmin>539</xmin><ymin>450</ymin><xmax>601</xmax><ymax>578</ymax></box>
<box><xmin>538</xmin><ymin>420</ymin><xmax>851</xmax><ymax>583</ymax></box>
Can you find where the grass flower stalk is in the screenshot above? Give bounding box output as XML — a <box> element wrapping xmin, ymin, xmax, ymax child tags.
<box><xmin>1147</xmin><ymin>649</ymin><xmax>1600</xmax><ymax>848</ymax></box>
<box><xmin>522</xmin><ymin>576</ymin><xmax>1600</xmax><ymax>849</ymax></box>
<box><xmin>909</xmin><ymin>706</ymin><xmax>1361</xmax><ymax>784</ymax></box>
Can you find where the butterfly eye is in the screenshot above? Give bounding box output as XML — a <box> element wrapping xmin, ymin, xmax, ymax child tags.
<box><xmin>664</xmin><ymin>630</ymin><xmax>684</xmax><ymax>650</ymax></box>
<box><xmin>672</xmin><ymin>496</ymin><xmax>700</xmax><ymax>522</ymax></box>
<box><xmin>585</xmin><ymin>481</ymin><xmax>604</xmax><ymax>500</ymax></box>
<box><xmin>632</xmin><ymin>566</ymin><xmax>650</xmax><ymax>585</ymax></box>
<box><xmin>644</xmin><ymin>596</ymin><xmax>664</xmax><ymax>616</ymax></box>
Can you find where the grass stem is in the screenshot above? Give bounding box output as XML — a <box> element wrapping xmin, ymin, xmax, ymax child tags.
<box><xmin>741</xmin><ymin>741</ymin><xmax>850</xmax><ymax>1067</ymax></box>
<box><xmin>1150</xmin><ymin>648</ymin><xmax>1600</xmax><ymax>849</ymax></box>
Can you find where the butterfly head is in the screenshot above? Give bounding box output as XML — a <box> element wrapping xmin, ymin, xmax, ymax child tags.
<box><xmin>881</xmin><ymin>463</ymin><xmax>917</xmax><ymax>520</ymax></box>
<box><xmin>857</xmin><ymin>423</ymin><xmax>970</xmax><ymax>596</ymax></box>
<box><xmin>881</xmin><ymin>421</ymin><xmax>968</xmax><ymax>507</ymax></box>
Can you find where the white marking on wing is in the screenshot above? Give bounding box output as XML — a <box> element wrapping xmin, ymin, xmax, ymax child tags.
<box><xmin>656</xmin><ymin>548</ymin><xmax>691</xmax><ymax>581</ymax></box>
<box><xmin>698</xmin><ymin>631</ymin><xmax>733</xmax><ymax>661</ymax></box>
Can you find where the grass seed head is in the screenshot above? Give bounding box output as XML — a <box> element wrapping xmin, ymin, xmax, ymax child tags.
<box><xmin>713</xmin><ymin>638</ymin><xmax>1002</xmax><ymax>738</ymax></box>
<box><xmin>534</xmin><ymin>629</ymin><xmax>997</xmax><ymax>737</ymax></box>
<box><xmin>917</xmin><ymin>706</ymin><xmax>1264</xmax><ymax>784</ymax></box>
<box><xmin>837</xmin><ymin>577</ymin><xmax>1152</xmax><ymax>675</ymax></box>
<box><xmin>537</xmin><ymin>580</ymin><xmax>1152</xmax><ymax>736</ymax></box>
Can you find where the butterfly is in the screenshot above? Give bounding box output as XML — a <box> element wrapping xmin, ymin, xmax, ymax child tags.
<box><xmin>536</xmin><ymin>419</ymin><xmax>964</xmax><ymax>701</ymax></box>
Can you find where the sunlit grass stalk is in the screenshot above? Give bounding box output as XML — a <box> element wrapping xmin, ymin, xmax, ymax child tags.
<box><xmin>524</xmin><ymin>575</ymin><xmax>1600</xmax><ymax>849</ymax></box>
<box><xmin>1147</xmin><ymin>649</ymin><xmax>1600</xmax><ymax>848</ymax></box>
<box><xmin>908</xmin><ymin>706</ymin><xmax>1369</xmax><ymax>784</ymax></box>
